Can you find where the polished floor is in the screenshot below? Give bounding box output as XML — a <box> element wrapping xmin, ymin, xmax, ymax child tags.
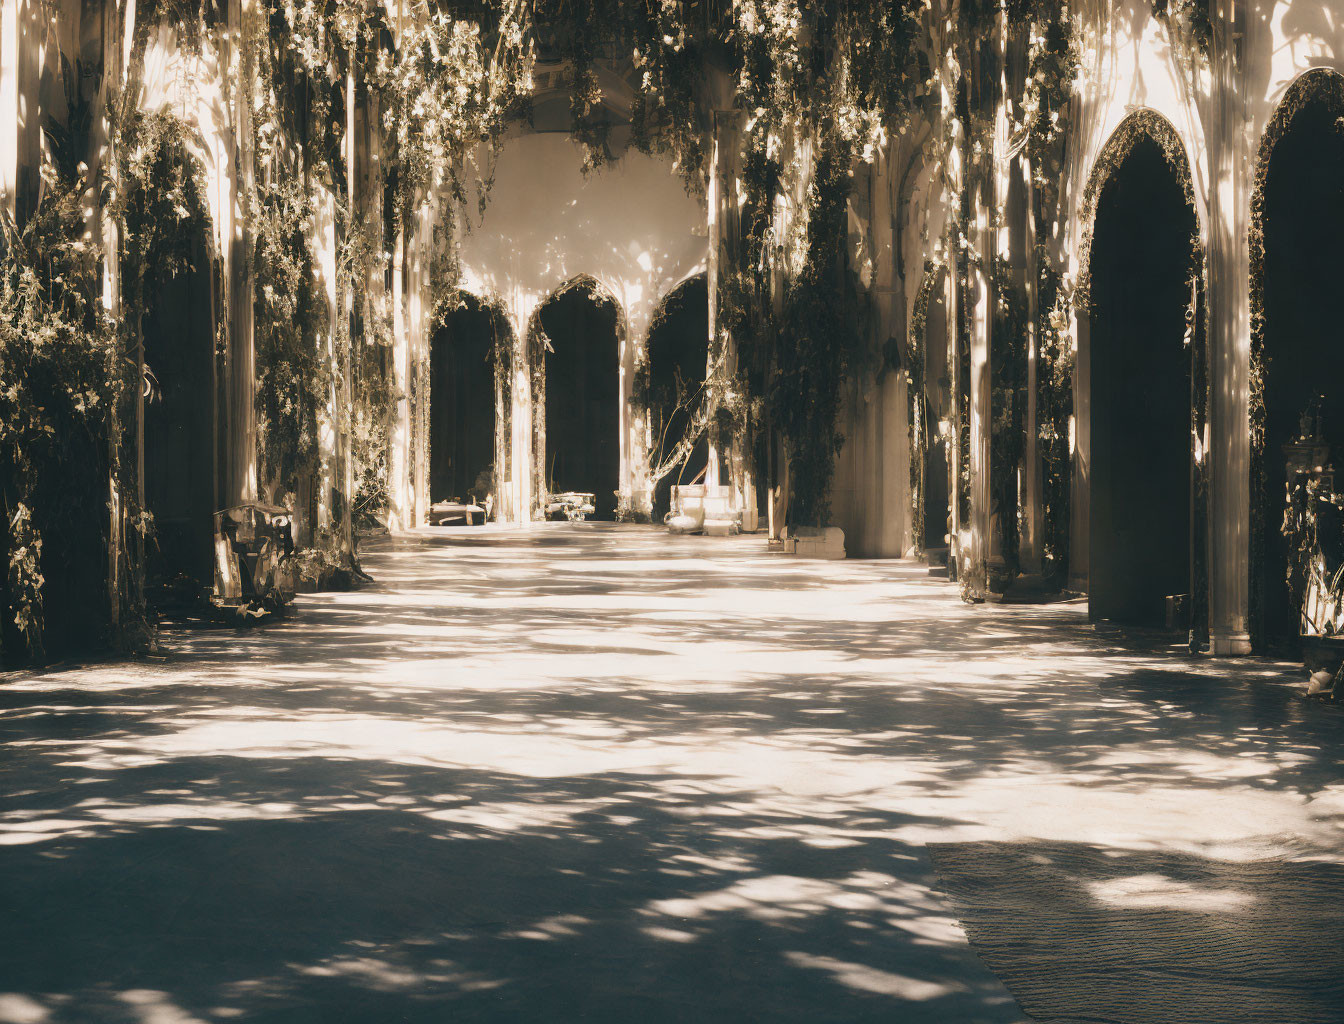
<box><xmin>1</xmin><ymin>525</ymin><xmax>1341</xmax><ymax>1023</ymax></box>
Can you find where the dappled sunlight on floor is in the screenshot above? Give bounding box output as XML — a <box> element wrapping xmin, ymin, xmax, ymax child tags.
<box><xmin>0</xmin><ymin>524</ymin><xmax>1341</xmax><ymax>1021</ymax></box>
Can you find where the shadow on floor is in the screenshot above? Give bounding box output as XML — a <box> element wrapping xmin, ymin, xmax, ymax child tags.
<box><xmin>929</xmin><ymin>839</ymin><xmax>1344</xmax><ymax>1024</ymax></box>
<box><xmin>0</xmin><ymin>754</ymin><xmax>1022</xmax><ymax>1023</ymax></box>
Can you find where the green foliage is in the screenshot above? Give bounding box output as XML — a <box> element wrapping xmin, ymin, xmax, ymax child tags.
<box><xmin>0</xmin><ymin>172</ymin><xmax>120</xmax><ymax>663</ymax></box>
<box><xmin>1037</xmin><ymin>258</ymin><xmax>1072</xmax><ymax>585</ymax></box>
<box><xmin>1018</xmin><ymin>4</ymin><xmax>1080</xmax><ymax>218</ymax></box>
<box><xmin>371</xmin><ymin>0</ymin><xmax>533</xmax><ymax>220</ymax></box>
<box><xmin>990</xmin><ymin>255</ymin><xmax>1027</xmax><ymax>579</ymax></box>
<box><xmin>770</xmin><ymin>140</ymin><xmax>866</xmax><ymax>527</ymax></box>
<box><xmin>1151</xmin><ymin>0</ymin><xmax>1211</xmax><ymax>57</ymax></box>
<box><xmin>340</xmin><ymin>205</ymin><xmax>397</xmax><ymax>531</ymax></box>
<box><xmin>906</xmin><ymin>261</ymin><xmax>941</xmax><ymax>555</ymax></box>
<box><xmin>952</xmin><ymin>226</ymin><xmax>972</xmax><ymax>529</ymax></box>
<box><xmin>113</xmin><ymin>110</ymin><xmax>212</xmax><ymax>354</ymax></box>
<box><xmin>252</xmin><ymin>177</ymin><xmax>330</xmax><ymax>514</ymax></box>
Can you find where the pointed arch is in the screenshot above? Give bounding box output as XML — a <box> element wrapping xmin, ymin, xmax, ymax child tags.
<box><xmin>527</xmin><ymin>275</ymin><xmax>627</xmax><ymax>520</ymax></box>
<box><xmin>1248</xmin><ymin>67</ymin><xmax>1344</xmax><ymax>648</ymax></box>
<box><xmin>643</xmin><ymin>273</ymin><xmax>711</xmax><ymax>522</ymax></box>
<box><xmin>428</xmin><ymin>290</ymin><xmax>513</xmax><ymax>518</ymax></box>
<box><xmin>1074</xmin><ymin>110</ymin><xmax>1208</xmax><ymax>642</ymax></box>
<box><xmin>1075</xmin><ymin>110</ymin><xmax>1201</xmax><ymax>311</ymax></box>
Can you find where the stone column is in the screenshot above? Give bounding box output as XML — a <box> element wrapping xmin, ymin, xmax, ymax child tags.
<box><xmin>704</xmin><ymin>102</ymin><xmax>734</xmax><ymax>491</ymax></box>
<box><xmin>870</xmin><ymin>144</ymin><xmax>910</xmax><ymax>556</ymax></box>
<box><xmin>90</xmin><ymin>0</ymin><xmax>122</xmax><ymax>635</ymax></box>
<box><xmin>504</xmin><ymin>291</ymin><xmax>537</xmax><ymax>526</ymax></box>
<box><xmin>621</xmin><ymin>300</ymin><xmax>652</xmax><ymax>519</ymax></box>
<box><xmin>962</xmin><ymin>41</ymin><xmax>995</xmax><ymax>600</ymax></box>
<box><xmin>314</xmin><ymin>189</ymin><xmax>339</xmax><ymax>535</ymax></box>
<box><xmin>1207</xmin><ymin>0</ymin><xmax>1251</xmax><ymax>654</ymax></box>
<box><xmin>225</xmin><ymin>0</ymin><xmax>258</xmax><ymax>506</ymax></box>
<box><xmin>388</xmin><ymin>223</ymin><xmax>410</xmax><ymax>529</ymax></box>
<box><xmin>1020</xmin><ymin>156</ymin><xmax>1042</xmax><ymax>572</ymax></box>
<box><xmin>0</xmin><ymin>0</ymin><xmax>41</xmax><ymax>226</ymax></box>
<box><xmin>9</xmin><ymin>0</ymin><xmax>41</xmax><ymax>221</ymax></box>
<box><xmin>411</xmin><ymin>200</ymin><xmax>432</xmax><ymax>527</ymax></box>
<box><xmin>944</xmin><ymin>62</ymin><xmax>965</xmax><ymax>576</ymax></box>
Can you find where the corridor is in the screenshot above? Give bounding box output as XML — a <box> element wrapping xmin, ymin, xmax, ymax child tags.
<box><xmin>1</xmin><ymin>527</ymin><xmax>1342</xmax><ymax>1023</ymax></box>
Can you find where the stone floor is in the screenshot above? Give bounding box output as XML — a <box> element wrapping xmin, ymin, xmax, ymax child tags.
<box><xmin>1</xmin><ymin>524</ymin><xmax>1342</xmax><ymax>1023</ymax></box>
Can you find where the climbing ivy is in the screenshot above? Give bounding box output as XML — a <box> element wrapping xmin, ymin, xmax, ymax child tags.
<box><xmin>1036</xmin><ymin>259</ymin><xmax>1072</xmax><ymax>587</ymax></box>
<box><xmin>990</xmin><ymin>255</ymin><xmax>1027</xmax><ymax>584</ymax></box>
<box><xmin>906</xmin><ymin>261</ymin><xmax>941</xmax><ymax>554</ymax></box>
<box><xmin>769</xmin><ymin>140</ymin><xmax>869</xmax><ymax>527</ymax></box>
<box><xmin>0</xmin><ymin>174</ymin><xmax>123</xmax><ymax>664</ymax></box>
<box><xmin>252</xmin><ymin>177</ymin><xmax>330</xmax><ymax>525</ymax></box>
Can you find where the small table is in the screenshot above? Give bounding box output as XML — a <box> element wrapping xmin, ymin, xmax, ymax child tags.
<box><xmin>429</xmin><ymin>501</ymin><xmax>485</xmax><ymax>526</ymax></box>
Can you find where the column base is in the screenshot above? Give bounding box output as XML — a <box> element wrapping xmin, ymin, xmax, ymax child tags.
<box><xmin>1210</xmin><ymin>629</ymin><xmax>1252</xmax><ymax>657</ymax></box>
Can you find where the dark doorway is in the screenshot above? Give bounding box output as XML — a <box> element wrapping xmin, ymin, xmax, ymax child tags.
<box><xmin>430</xmin><ymin>296</ymin><xmax>500</xmax><ymax>508</ymax></box>
<box><xmin>1261</xmin><ymin>92</ymin><xmax>1344</xmax><ymax>643</ymax></box>
<box><xmin>1088</xmin><ymin>136</ymin><xmax>1195</xmax><ymax>624</ymax></box>
<box><xmin>646</xmin><ymin>276</ymin><xmax>709</xmax><ymax>522</ymax></box>
<box><xmin>143</xmin><ymin>226</ymin><xmax>216</xmax><ymax>589</ymax></box>
<box><xmin>924</xmin><ymin>274</ymin><xmax>951</xmax><ymax>552</ymax></box>
<box><xmin>540</xmin><ymin>283</ymin><xmax>621</xmax><ymax>520</ymax></box>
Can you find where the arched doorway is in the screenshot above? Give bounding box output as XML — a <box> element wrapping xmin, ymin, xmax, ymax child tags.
<box><xmin>430</xmin><ymin>294</ymin><xmax>503</xmax><ymax>510</ymax></box>
<box><xmin>1253</xmin><ymin>70</ymin><xmax>1344</xmax><ymax>647</ymax></box>
<box><xmin>646</xmin><ymin>275</ymin><xmax>709</xmax><ymax>522</ymax></box>
<box><xmin>536</xmin><ymin>280</ymin><xmax>622</xmax><ymax>520</ymax></box>
<box><xmin>143</xmin><ymin>222</ymin><xmax>217</xmax><ymax>589</ymax></box>
<box><xmin>1086</xmin><ymin>132</ymin><xmax>1196</xmax><ymax>624</ymax></box>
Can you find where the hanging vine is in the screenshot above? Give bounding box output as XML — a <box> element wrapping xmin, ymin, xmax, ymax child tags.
<box><xmin>906</xmin><ymin>260</ymin><xmax>941</xmax><ymax>554</ymax></box>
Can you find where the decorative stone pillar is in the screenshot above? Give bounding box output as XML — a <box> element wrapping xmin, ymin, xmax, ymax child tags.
<box><xmin>0</xmin><ymin>0</ymin><xmax>41</xmax><ymax>227</ymax></box>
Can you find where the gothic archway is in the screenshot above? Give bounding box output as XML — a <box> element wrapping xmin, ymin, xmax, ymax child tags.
<box><xmin>429</xmin><ymin>293</ymin><xmax>508</xmax><ymax>512</ymax></box>
<box><xmin>645</xmin><ymin>274</ymin><xmax>709</xmax><ymax>523</ymax></box>
<box><xmin>530</xmin><ymin>277</ymin><xmax>624</xmax><ymax>521</ymax></box>
<box><xmin>1077</xmin><ymin>111</ymin><xmax>1207</xmax><ymax>635</ymax></box>
<box><xmin>1249</xmin><ymin>67</ymin><xmax>1344</xmax><ymax>649</ymax></box>
<box><xmin>143</xmin><ymin>219</ymin><xmax>217</xmax><ymax>591</ymax></box>
<box><xmin>129</xmin><ymin>132</ymin><xmax>221</xmax><ymax>614</ymax></box>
